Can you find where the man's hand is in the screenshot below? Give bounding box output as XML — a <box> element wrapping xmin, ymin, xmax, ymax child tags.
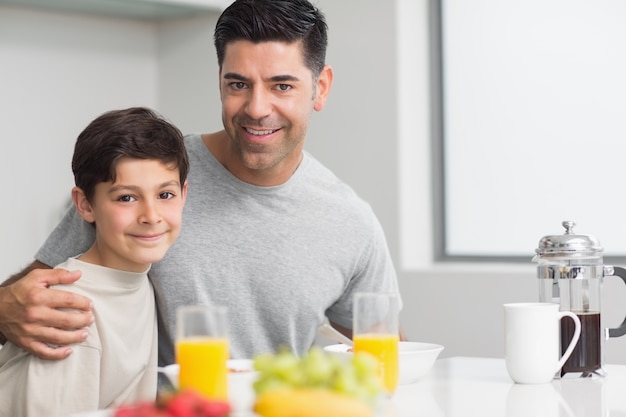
<box><xmin>0</xmin><ymin>265</ymin><xmax>94</xmax><ymax>360</ymax></box>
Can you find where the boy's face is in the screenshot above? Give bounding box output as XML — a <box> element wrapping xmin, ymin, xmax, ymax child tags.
<box><xmin>75</xmin><ymin>158</ymin><xmax>187</xmax><ymax>272</ymax></box>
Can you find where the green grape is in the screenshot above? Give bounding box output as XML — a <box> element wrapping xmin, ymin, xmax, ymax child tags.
<box><xmin>284</xmin><ymin>365</ymin><xmax>307</xmax><ymax>387</ymax></box>
<box><xmin>253</xmin><ymin>375</ymin><xmax>290</xmax><ymax>395</ymax></box>
<box><xmin>251</xmin><ymin>345</ymin><xmax>384</xmax><ymax>404</ymax></box>
<box><xmin>351</xmin><ymin>352</ymin><xmax>379</xmax><ymax>379</ymax></box>
<box><xmin>301</xmin><ymin>347</ymin><xmax>334</xmax><ymax>386</ymax></box>
<box><xmin>253</xmin><ymin>353</ymin><xmax>276</xmax><ymax>373</ymax></box>
<box><xmin>269</xmin><ymin>350</ymin><xmax>300</xmax><ymax>380</ymax></box>
<box><xmin>330</xmin><ymin>364</ymin><xmax>359</xmax><ymax>395</ymax></box>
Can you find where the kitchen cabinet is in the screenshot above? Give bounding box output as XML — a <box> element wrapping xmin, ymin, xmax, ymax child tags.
<box><xmin>0</xmin><ymin>0</ymin><xmax>231</xmax><ymax>20</ymax></box>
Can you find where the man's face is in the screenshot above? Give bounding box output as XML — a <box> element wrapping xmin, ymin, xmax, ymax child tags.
<box><xmin>219</xmin><ymin>40</ymin><xmax>331</xmax><ymax>184</ymax></box>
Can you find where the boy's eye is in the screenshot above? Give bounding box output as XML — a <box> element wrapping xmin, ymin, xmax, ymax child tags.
<box><xmin>118</xmin><ymin>195</ymin><xmax>136</xmax><ymax>202</ymax></box>
<box><xmin>159</xmin><ymin>191</ymin><xmax>175</xmax><ymax>200</ymax></box>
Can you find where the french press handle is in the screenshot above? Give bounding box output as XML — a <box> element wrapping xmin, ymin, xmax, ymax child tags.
<box><xmin>607</xmin><ymin>266</ymin><xmax>626</xmax><ymax>338</ymax></box>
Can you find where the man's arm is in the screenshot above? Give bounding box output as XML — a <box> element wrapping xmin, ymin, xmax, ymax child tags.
<box><xmin>0</xmin><ymin>261</ymin><xmax>94</xmax><ymax>360</ymax></box>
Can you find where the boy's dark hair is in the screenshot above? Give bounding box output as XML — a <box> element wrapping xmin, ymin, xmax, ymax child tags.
<box><xmin>72</xmin><ymin>107</ymin><xmax>189</xmax><ymax>202</ymax></box>
<box><xmin>214</xmin><ymin>0</ymin><xmax>328</xmax><ymax>77</ymax></box>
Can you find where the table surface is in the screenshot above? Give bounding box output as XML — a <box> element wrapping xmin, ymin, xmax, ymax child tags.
<box><xmin>74</xmin><ymin>357</ymin><xmax>626</xmax><ymax>417</ymax></box>
<box><xmin>386</xmin><ymin>356</ymin><xmax>626</xmax><ymax>417</ymax></box>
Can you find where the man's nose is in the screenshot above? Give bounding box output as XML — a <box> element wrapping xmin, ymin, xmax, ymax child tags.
<box><xmin>245</xmin><ymin>87</ymin><xmax>273</xmax><ymax>120</ymax></box>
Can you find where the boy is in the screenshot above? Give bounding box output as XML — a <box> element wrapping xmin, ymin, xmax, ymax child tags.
<box><xmin>0</xmin><ymin>107</ymin><xmax>189</xmax><ymax>417</ymax></box>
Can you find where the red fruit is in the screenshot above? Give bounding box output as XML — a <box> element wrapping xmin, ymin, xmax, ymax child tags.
<box><xmin>113</xmin><ymin>402</ymin><xmax>159</xmax><ymax>417</ymax></box>
<box><xmin>166</xmin><ymin>390</ymin><xmax>199</xmax><ymax>417</ymax></box>
<box><xmin>135</xmin><ymin>402</ymin><xmax>161</xmax><ymax>417</ymax></box>
<box><xmin>198</xmin><ymin>400</ymin><xmax>230</xmax><ymax>417</ymax></box>
<box><xmin>113</xmin><ymin>405</ymin><xmax>137</xmax><ymax>417</ymax></box>
<box><xmin>165</xmin><ymin>389</ymin><xmax>231</xmax><ymax>417</ymax></box>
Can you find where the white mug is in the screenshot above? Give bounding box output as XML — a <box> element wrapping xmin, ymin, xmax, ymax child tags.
<box><xmin>504</xmin><ymin>302</ymin><xmax>581</xmax><ymax>384</ymax></box>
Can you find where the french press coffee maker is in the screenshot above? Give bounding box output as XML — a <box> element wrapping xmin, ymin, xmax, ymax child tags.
<box><xmin>534</xmin><ymin>221</ymin><xmax>626</xmax><ymax>378</ymax></box>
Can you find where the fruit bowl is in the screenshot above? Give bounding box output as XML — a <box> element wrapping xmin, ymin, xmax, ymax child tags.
<box><xmin>323</xmin><ymin>341</ymin><xmax>444</xmax><ymax>384</ymax></box>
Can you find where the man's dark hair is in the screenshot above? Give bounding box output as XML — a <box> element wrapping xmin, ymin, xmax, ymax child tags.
<box><xmin>214</xmin><ymin>0</ymin><xmax>328</xmax><ymax>77</ymax></box>
<box><xmin>72</xmin><ymin>107</ymin><xmax>189</xmax><ymax>202</ymax></box>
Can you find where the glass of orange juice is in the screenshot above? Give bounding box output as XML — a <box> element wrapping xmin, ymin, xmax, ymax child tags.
<box><xmin>353</xmin><ymin>292</ymin><xmax>400</xmax><ymax>395</ymax></box>
<box><xmin>176</xmin><ymin>305</ymin><xmax>229</xmax><ymax>401</ymax></box>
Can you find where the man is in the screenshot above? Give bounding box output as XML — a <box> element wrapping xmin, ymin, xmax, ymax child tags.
<box><xmin>0</xmin><ymin>0</ymin><xmax>401</xmax><ymax>365</ymax></box>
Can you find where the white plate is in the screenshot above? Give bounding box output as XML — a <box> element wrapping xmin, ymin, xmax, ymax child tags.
<box><xmin>324</xmin><ymin>341</ymin><xmax>444</xmax><ymax>384</ymax></box>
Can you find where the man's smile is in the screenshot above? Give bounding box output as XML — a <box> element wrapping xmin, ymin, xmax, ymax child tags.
<box><xmin>245</xmin><ymin>127</ymin><xmax>280</xmax><ymax>135</ymax></box>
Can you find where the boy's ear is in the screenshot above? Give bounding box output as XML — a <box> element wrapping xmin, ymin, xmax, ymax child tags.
<box><xmin>72</xmin><ymin>186</ymin><xmax>96</xmax><ymax>223</ymax></box>
<box><xmin>181</xmin><ymin>180</ymin><xmax>189</xmax><ymax>204</ymax></box>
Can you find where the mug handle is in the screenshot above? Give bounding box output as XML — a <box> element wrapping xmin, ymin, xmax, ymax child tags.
<box><xmin>555</xmin><ymin>312</ymin><xmax>581</xmax><ymax>372</ymax></box>
<box><xmin>607</xmin><ymin>266</ymin><xmax>626</xmax><ymax>337</ymax></box>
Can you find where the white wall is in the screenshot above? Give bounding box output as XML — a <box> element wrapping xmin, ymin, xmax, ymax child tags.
<box><xmin>156</xmin><ymin>13</ymin><xmax>222</xmax><ymax>134</ymax></box>
<box><xmin>0</xmin><ymin>6</ymin><xmax>159</xmax><ymax>278</ymax></box>
<box><xmin>4</xmin><ymin>0</ymin><xmax>626</xmax><ymax>365</ymax></box>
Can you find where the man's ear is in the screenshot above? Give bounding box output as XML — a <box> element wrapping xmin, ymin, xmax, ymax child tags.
<box><xmin>313</xmin><ymin>64</ymin><xmax>333</xmax><ymax>112</ymax></box>
<box><xmin>72</xmin><ymin>187</ymin><xmax>96</xmax><ymax>223</ymax></box>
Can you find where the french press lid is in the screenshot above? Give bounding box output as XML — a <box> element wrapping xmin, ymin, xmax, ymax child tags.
<box><xmin>534</xmin><ymin>220</ymin><xmax>603</xmax><ymax>260</ymax></box>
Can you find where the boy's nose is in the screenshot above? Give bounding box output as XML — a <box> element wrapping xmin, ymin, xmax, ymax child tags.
<box><xmin>139</xmin><ymin>202</ymin><xmax>161</xmax><ymax>224</ymax></box>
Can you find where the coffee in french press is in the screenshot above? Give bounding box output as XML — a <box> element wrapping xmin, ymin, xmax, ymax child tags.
<box><xmin>534</xmin><ymin>221</ymin><xmax>626</xmax><ymax>378</ymax></box>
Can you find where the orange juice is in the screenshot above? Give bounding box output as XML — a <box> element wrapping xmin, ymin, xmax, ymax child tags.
<box><xmin>176</xmin><ymin>336</ymin><xmax>229</xmax><ymax>400</ymax></box>
<box><xmin>354</xmin><ymin>333</ymin><xmax>399</xmax><ymax>394</ymax></box>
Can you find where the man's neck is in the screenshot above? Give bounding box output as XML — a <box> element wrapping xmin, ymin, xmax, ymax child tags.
<box><xmin>201</xmin><ymin>131</ymin><xmax>303</xmax><ymax>187</ymax></box>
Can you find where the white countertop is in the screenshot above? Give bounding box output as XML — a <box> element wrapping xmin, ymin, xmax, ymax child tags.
<box><xmin>74</xmin><ymin>357</ymin><xmax>626</xmax><ymax>417</ymax></box>
<box><xmin>387</xmin><ymin>356</ymin><xmax>626</xmax><ymax>417</ymax></box>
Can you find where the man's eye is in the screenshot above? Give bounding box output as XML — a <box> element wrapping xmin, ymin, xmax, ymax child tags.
<box><xmin>276</xmin><ymin>84</ymin><xmax>292</xmax><ymax>91</ymax></box>
<box><xmin>159</xmin><ymin>191</ymin><xmax>175</xmax><ymax>200</ymax></box>
<box><xmin>230</xmin><ymin>81</ymin><xmax>247</xmax><ymax>90</ymax></box>
<box><xmin>118</xmin><ymin>195</ymin><xmax>136</xmax><ymax>202</ymax></box>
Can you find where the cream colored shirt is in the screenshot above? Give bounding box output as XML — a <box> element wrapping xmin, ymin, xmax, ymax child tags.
<box><xmin>0</xmin><ymin>257</ymin><xmax>158</xmax><ymax>417</ymax></box>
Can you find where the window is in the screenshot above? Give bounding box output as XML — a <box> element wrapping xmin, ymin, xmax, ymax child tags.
<box><xmin>434</xmin><ymin>0</ymin><xmax>626</xmax><ymax>261</ymax></box>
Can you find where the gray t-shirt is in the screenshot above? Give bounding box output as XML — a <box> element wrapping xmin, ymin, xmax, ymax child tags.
<box><xmin>36</xmin><ymin>134</ymin><xmax>401</xmax><ymax>365</ymax></box>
